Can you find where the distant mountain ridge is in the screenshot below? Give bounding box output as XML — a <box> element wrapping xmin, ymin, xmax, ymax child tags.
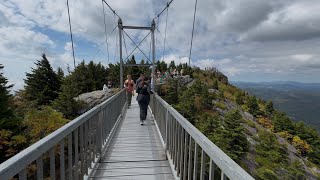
<box><xmin>232</xmin><ymin>81</ymin><xmax>320</xmax><ymax>131</ymax></box>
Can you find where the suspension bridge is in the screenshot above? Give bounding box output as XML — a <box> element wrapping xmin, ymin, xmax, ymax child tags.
<box><xmin>0</xmin><ymin>0</ymin><xmax>255</xmax><ymax>179</ymax></box>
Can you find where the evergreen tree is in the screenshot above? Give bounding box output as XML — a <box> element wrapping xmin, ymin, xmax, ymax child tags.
<box><xmin>212</xmin><ymin>79</ymin><xmax>218</xmax><ymax>89</ymax></box>
<box><xmin>235</xmin><ymin>92</ymin><xmax>244</xmax><ymax>105</ymax></box>
<box><xmin>24</xmin><ymin>54</ymin><xmax>61</xmax><ymax>106</ymax></box>
<box><xmin>0</xmin><ymin>65</ymin><xmax>14</xmax><ymax>128</ymax></box>
<box><xmin>247</xmin><ymin>96</ymin><xmax>259</xmax><ymax>116</ymax></box>
<box><xmin>52</xmin><ymin>76</ymin><xmax>86</xmax><ymax>119</ymax></box>
<box><xmin>107</xmin><ymin>63</ymin><xmax>120</xmax><ymax>87</ymax></box>
<box><xmin>265</xmin><ymin>100</ymin><xmax>274</xmax><ymax>115</ymax></box>
<box><xmin>164</xmin><ymin>79</ymin><xmax>178</xmax><ymax>104</ymax></box>
<box><xmin>223</xmin><ymin>109</ymin><xmax>248</xmax><ymax>161</ymax></box>
<box><xmin>169</xmin><ymin>60</ymin><xmax>176</xmax><ymax>69</ymax></box>
<box><xmin>56</xmin><ymin>67</ymin><xmax>64</xmax><ymax>81</ymax></box>
<box><xmin>160</xmin><ymin>61</ymin><xmax>168</xmax><ymax>72</ymax></box>
<box><xmin>73</xmin><ymin>60</ymin><xmax>89</xmax><ymax>93</ymax></box>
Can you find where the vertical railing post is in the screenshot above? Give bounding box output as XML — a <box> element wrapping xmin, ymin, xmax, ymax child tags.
<box><xmin>97</xmin><ymin>107</ymin><xmax>103</xmax><ymax>156</ymax></box>
<box><xmin>165</xmin><ymin>107</ymin><xmax>169</xmax><ymax>150</ymax></box>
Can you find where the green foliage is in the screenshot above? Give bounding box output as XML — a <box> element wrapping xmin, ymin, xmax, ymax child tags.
<box><xmin>271</xmin><ymin>112</ymin><xmax>294</xmax><ymax>133</ymax></box>
<box><xmin>169</xmin><ymin>60</ymin><xmax>176</xmax><ymax>69</ymax></box>
<box><xmin>256</xmin><ymin>130</ymin><xmax>287</xmax><ymax>164</ymax></box>
<box><xmin>163</xmin><ymin>79</ymin><xmax>179</xmax><ymax>104</ymax></box>
<box><xmin>246</xmin><ymin>119</ymin><xmax>256</xmax><ymax>128</ymax></box>
<box><xmin>286</xmin><ymin>160</ymin><xmax>305</xmax><ymax>179</ymax></box>
<box><xmin>156</xmin><ymin>60</ymin><xmax>168</xmax><ymax>73</ymax></box>
<box><xmin>206</xmin><ymin>67</ymin><xmax>229</xmax><ymax>84</ymax></box>
<box><xmin>0</xmin><ymin>64</ymin><xmax>15</xmax><ymax>129</ymax></box>
<box><xmin>252</xmin><ymin>129</ymin><xmax>308</xmax><ymax>179</ymax></box>
<box><xmin>209</xmin><ymin>110</ymin><xmax>248</xmax><ymax>162</ymax></box>
<box><xmin>212</xmin><ymin>79</ymin><xmax>218</xmax><ymax>89</ymax></box>
<box><xmin>247</xmin><ymin>96</ymin><xmax>260</xmax><ymax>116</ymax></box>
<box><xmin>255</xmin><ymin>168</ymin><xmax>278</xmax><ymax>180</ymax></box>
<box><xmin>235</xmin><ymin>91</ymin><xmax>244</xmax><ymax>105</ymax></box>
<box><xmin>23</xmin><ymin>106</ymin><xmax>69</xmax><ymax>144</ymax></box>
<box><xmin>125</xmin><ymin>55</ymin><xmax>143</xmax><ymax>81</ymax></box>
<box><xmin>52</xmin><ymin>76</ymin><xmax>86</xmax><ymax>119</ymax></box>
<box><xmin>265</xmin><ymin>101</ymin><xmax>274</xmax><ymax>115</ymax></box>
<box><xmin>0</xmin><ymin>129</ymin><xmax>28</xmax><ymax>162</ymax></box>
<box><xmin>107</xmin><ymin>63</ymin><xmax>120</xmax><ymax>87</ymax></box>
<box><xmin>215</xmin><ymin>101</ymin><xmax>226</xmax><ymax>110</ymax></box>
<box><xmin>24</xmin><ymin>54</ymin><xmax>61</xmax><ymax>106</ymax></box>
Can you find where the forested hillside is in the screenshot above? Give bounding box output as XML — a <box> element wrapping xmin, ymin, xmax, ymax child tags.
<box><xmin>233</xmin><ymin>81</ymin><xmax>320</xmax><ymax>131</ymax></box>
<box><xmin>157</xmin><ymin>65</ymin><xmax>320</xmax><ymax>179</ymax></box>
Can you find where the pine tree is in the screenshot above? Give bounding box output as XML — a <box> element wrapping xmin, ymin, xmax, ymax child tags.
<box><xmin>247</xmin><ymin>96</ymin><xmax>259</xmax><ymax>116</ymax></box>
<box><xmin>223</xmin><ymin>109</ymin><xmax>248</xmax><ymax>161</ymax></box>
<box><xmin>52</xmin><ymin>76</ymin><xmax>85</xmax><ymax>119</ymax></box>
<box><xmin>265</xmin><ymin>100</ymin><xmax>274</xmax><ymax>115</ymax></box>
<box><xmin>164</xmin><ymin>79</ymin><xmax>178</xmax><ymax>104</ymax></box>
<box><xmin>169</xmin><ymin>60</ymin><xmax>176</xmax><ymax>69</ymax></box>
<box><xmin>0</xmin><ymin>64</ymin><xmax>14</xmax><ymax>128</ymax></box>
<box><xmin>160</xmin><ymin>61</ymin><xmax>168</xmax><ymax>72</ymax></box>
<box><xmin>24</xmin><ymin>54</ymin><xmax>60</xmax><ymax>106</ymax></box>
<box><xmin>57</xmin><ymin>67</ymin><xmax>64</xmax><ymax>81</ymax></box>
<box><xmin>212</xmin><ymin>79</ymin><xmax>218</xmax><ymax>89</ymax></box>
<box><xmin>235</xmin><ymin>92</ymin><xmax>243</xmax><ymax>105</ymax></box>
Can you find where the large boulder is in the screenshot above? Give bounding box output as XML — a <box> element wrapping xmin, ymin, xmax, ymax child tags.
<box><xmin>76</xmin><ymin>89</ymin><xmax>115</xmax><ymax>110</ymax></box>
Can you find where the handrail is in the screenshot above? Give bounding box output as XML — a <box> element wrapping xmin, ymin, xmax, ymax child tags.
<box><xmin>150</xmin><ymin>94</ymin><xmax>254</xmax><ymax>180</ymax></box>
<box><xmin>0</xmin><ymin>89</ymin><xmax>126</xmax><ymax>180</ymax></box>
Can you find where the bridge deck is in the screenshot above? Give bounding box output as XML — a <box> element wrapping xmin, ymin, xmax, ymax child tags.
<box><xmin>90</xmin><ymin>97</ymin><xmax>174</xmax><ymax>180</ymax></box>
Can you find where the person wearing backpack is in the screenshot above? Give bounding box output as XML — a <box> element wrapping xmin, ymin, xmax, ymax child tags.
<box><xmin>136</xmin><ymin>77</ymin><xmax>153</xmax><ymax>125</ymax></box>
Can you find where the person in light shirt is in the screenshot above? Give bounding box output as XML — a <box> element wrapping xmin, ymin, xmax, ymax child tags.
<box><xmin>124</xmin><ymin>74</ymin><xmax>135</xmax><ymax>108</ymax></box>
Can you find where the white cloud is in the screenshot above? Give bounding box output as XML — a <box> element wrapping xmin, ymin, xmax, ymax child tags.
<box><xmin>291</xmin><ymin>54</ymin><xmax>313</xmax><ymax>62</ymax></box>
<box><xmin>1</xmin><ymin>0</ymin><xmax>320</xmax><ymax>89</ymax></box>
<box><xmin>161</xmin><ymin>54</ymin><xmax>190</xmax><ymax>66</ymax></box>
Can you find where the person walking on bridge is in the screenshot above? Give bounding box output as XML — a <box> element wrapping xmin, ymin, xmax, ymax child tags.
<box><xmin>124</xmin><ymin>74</ymin><xmax>135</xmax><ymax>108</ymax></box>
<box><xmin>136</xmin><ymin>73</ymin><xmax>144</xmax><ymax>86</ymax></box>
<box><xmin>136</xmin><ymin>77</ymin><xmax>153</xmax><ymax>125</ymax></box>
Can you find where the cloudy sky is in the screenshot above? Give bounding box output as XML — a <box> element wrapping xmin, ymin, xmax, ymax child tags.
<box><xmin>1</xmin><ymin>0</ymin><xmax>320</xmax><ymax>90</ymax></box>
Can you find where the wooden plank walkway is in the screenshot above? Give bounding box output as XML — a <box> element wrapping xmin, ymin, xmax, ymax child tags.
<box><xmin>90</xmin><ymin>96</ymin><xmax>174</xmax><ymax>180</ymax></box>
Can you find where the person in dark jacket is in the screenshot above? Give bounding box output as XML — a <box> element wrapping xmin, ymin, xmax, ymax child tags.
<box><xmin>136</xmin><ymin>77</ymin><xmax>153</xmax><ymax>125</ymax></box>
<box><xmin>136</xmin><ymin>73</ymin><xmax>144</xmax><ymax>87</ymax></box>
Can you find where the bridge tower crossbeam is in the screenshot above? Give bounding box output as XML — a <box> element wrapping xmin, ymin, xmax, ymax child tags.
<box><xmin>117</xmin><ymin>19</ymin><xmax>156</xmax><ymax>89</ymax></box>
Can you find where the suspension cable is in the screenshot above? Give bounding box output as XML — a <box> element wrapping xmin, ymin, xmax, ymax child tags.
<box><xmin>152</xmin><ymin>0</ymin><xmax>174</xmax><ymax>21</ymax></box>
<box><xmin>102</xmin><ymin>0</ymin><xmax>109</xmax><ymax>63</ymax></box>
<box><xmin>162</xmin><ymin>3</ymin><xmax>169</xmax><ymax>62</ymax></box>
<box><xmin>156</xmin><ymin>27</ymin><xmax>179</xmax><ymax>61</ymax></box>
<box><xmin>114</xmin><ymin>13</ymin><xmax>118</xmax><ymax>64</ymax></box>
<box><xmin>148</xmin><ymin>32</ymin><xmax>152</xmax><ymax>61</ymax></box>
<box><xmin>88</xmin><ymin>24</ymin><xmax>118</xmax><ymax>62</ymax></box>
<box><xmin>66</xmin><ymin>0</ymin><xmax>76</xmax><ymax>68</ymax></box>
<box><xmin>189</xmin><ymin>0</ymin><xmax>198</xmax><ymax>66</ymax></box>
<box><xmin>122</xmin><ymin>32</ymin><xmax>128</xmax><ymax>61</ymax></box>
<box><xmin>102</xmin><ymin>0</ymin><xmax>121</xmax><ymax>19</ymax></box>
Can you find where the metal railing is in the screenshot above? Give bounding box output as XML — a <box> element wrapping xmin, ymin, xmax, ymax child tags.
<box><xmin>150</xmin><ymin>94</ymin><xmax>254</xmax><ymax>180</ymax></box>
<box><xmin>0</xmin><ymin>89</ymin><xmax>126</xmax><ymax>180</ymax></box>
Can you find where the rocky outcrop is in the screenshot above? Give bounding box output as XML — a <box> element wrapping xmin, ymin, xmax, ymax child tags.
<box><xmin>173</xmin><ymin>75</ymin><xmax>194</xmax><ymax>86</ymax></box>
<box><xmin>76</xmin><ymin>89</ymin><xmax>116</xmax><ymax>111</ymax></box>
